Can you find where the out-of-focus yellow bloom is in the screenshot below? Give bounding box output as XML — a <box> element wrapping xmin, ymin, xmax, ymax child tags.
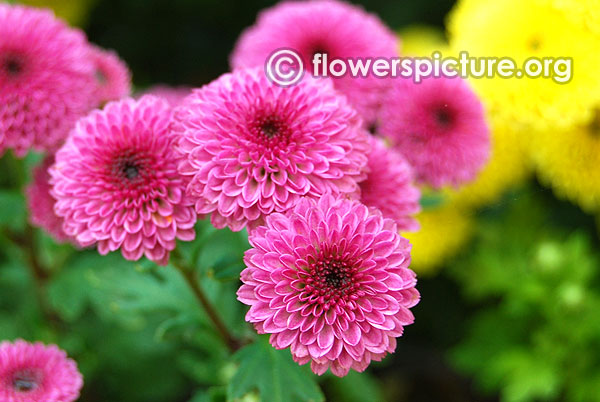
<box><xmin>530</xmin><ymin>108</ymin><xmax>600</xmax><ymax>212</ymax></box>
<box><xmin>539</xmin><ymin>0</ymin><xmax>600</xmax><ymax>37</ymax></box>
<box><xmin>20</xmin><ymin>0</ymin><xmax>96</xmax><ymax>26</ymax></box>
<box><xmin>447</xmin><ymin>0</ymin><xmax>600</xmax><ymax>132</ymax></box>
<box><xmin>404</xmin><ymin>203</ymin><xmax>474</xmax><ymax>276</ymax></box>
<box><xmin>399</xmin><ymin>25</ymin><xmax>449</xmax><ymax>57</ymax></box>
<box><xmin>449</xmin><ymin>113</ymin><xmax>531</xmax><ymax>208</ymax></box>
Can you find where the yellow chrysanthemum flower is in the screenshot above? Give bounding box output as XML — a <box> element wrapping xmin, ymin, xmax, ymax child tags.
<box><xmin>404</xmin><ymin>203</ymin><xmax>474</xmax><ymax>276</ymax></box>
<box><xmin>399</xmin><ymin>25</ymin><xmax>449</xmax><ymax>57</ymax></box>
<box><xmin>447</xmin><ymin>0</ymin><xmax>600</xmax><ymax>132</ymax></box>
<box><xmin>539</xmin><ymin>0</ymin><xmax>600</xmax><ymax>37</ymax></box>
<box><xmin>20</xmin><ymin>0</ymin><xmax>96</xmax><ymax>26</ymax></box>
<box><xmin>531</xmin><ymin>108</ymin><xmax>600</xmax><ymax>212</ymax></box>
<box><xmin>449</xmin><ymin>113</ymin><xmax>531</xmax><ymax>208</ymax></box>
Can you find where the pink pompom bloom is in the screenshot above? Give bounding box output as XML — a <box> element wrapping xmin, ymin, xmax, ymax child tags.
<box><xmin>139</xmin><ymin>85</ymin><xmax>191</xmax><ymax>108</ymax></box>
<box><xmin>26</xmin><ymin>155</ymin><xmax>73</xmax><ymax>244</ymax></box>
<box><xmin>237</xmin><ymin>195</ymin><xmax>420</xmax><ymax>377</ymax></box>
<box><xmin>359</xmin><ymin>137</ymin><xmax>421</xmax><ymax>232</ymax></box>
<box><xmin>380</xmin><ymin>77</ymin><xmax>490</xmax><ymax>189</ymax></box>
<box><xmin>0</xmin><ymin>339</ymin><xmax>83</xmax><ymax>402</ymax></box>
<box><xmin>89</xmin><ymin>45</ymin><xmax>131</xmax><ymax>104</ymax></box>
<box><xmin>174</xmin><ymin>67</ymin><xmax>369</xmax><ymax>231</ymax></box>
<box><xmin>50</xmin><ymin>96</ymin><xmax>197</xmax><ymax>265</ymax></box>
<box><xmin>0</xmin><ymin>4</ymin><xmax>96</xmax><ymax>157</ymax></box>
<box><xmin>230</xmin><ymin>0</ymin><xmax>398</xmax><ymax>127</ymax></box>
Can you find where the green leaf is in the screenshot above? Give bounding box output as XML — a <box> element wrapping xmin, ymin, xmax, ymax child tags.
<box><xmin>196</xmin><ymin>227</ymin><xmax>248</xmax><ymax>278</ymax></box>
<box><xmin>49</xmin><ymin>252</ymin><xmax>205</xmax><ymax>328</ymax></box>
<box><xmin>0</xmin><ymin>190</ymin><xmax>26</xmax><ymax>232</ymax></box>
<box><xmin>228</xmin><ymin>336</ymin><xmax>324</xmax><ymax>402</ymax></box>
<box><xmin>88</xmin><ymin>256</ymin><xmax>201</xmax><ymax>319</ymax></box>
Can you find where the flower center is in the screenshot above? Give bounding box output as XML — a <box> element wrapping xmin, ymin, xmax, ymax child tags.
<box><xmin>95</xmin><ymin>69</ymin><xmax>107</xmax><ymax>86</ymax></box>
<box><xmin>528</xmin><ymin>36</ymin><xmax>542</xmax><ymax>52</ymax></box>
<box><xmin>323</xmin><ymin>264</ymin><xmax>351</xmax><ymax>288</ymax></box>
<box><xmin>303</xmin><ymin>249</ymin><xmax>360</xmax><ymax>309</ymax></box>
<box><xmin>311</xmin><ymin>46</ymin><xmax>328</xmax><ymax>60</ymax></box>
<box><xmin>2</xmin><ymin>55</ymin><xmax>23</xmax><ymax>77</ymax></box>
<box><xmin>110</xmin><ymin>151</ymin><xmax>150</xmax><ymax>186</ymax></box>
<box><xmin>11</xmin><ymin>369</ymin><xmax>41</xmax><ymax>393</ymax></box>
<box><xmin>261</xmin><ymin>119</ymin><xmax>280</xmax><ymax>139</ymax></box>
<box><xmin>367</xmin><ymin>121</ymin><xmax>379</xmax><ymax>135</ymax></box>
<box><xmin>249</xmin><ymin>113</ymin><xmax>292</xmax><ymax>149</ymax></box>
<box><xmin>123</xmin><ymin>163</ymin><xmax>140</xmax><ymax>180</ymax></box>
<box><xmin>433</xmin><ymin>104</ymin><xmax>454</xmax><ymax>128</ymax></box>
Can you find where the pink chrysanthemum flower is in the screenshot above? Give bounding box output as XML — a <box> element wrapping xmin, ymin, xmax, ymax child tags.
<box><xmin>174</xmin><ymin>67</ymin><xmax>369</xmax><ymax>231</ymax></box>
<box><xmin>89</xmin><ymin>45</ymin><xmax>131</xmax><ymax>105</ymax></box>
<box><xmin>0</xmin><ymin>339</ymin><xmax>83</xmax><ymax>402</ymax></box>
<box><xmin>359</xmin><ymin>137</ymin><xmax>421</xmax><ymax>232</ymax></box>
<box><xmin>0</xmin><ymin>4</ymin><xmax>96</xmax><ymax>157</ymax></box>
<box><xmin>139</xmin><ymin>85</ymin><xmax>191</xmax><ymax>108</ymax></box>
<box><xmin>237</xmin><ymin>195</ymin><xmax>420</xmax><ymax>377</ymax></box>
<box><xmin>380</xmin><ymin>77</ymin><xmax>490</xmax><ymax>189</ymax></box>
<box><xmin>230</xmin><ymin>0</ymin><xmax>398</xmax><ymax>128</ymax></box>
<box><xmin>26</xmin><ymin>155</ymin><xmax>73</xmax><ymax>244</ymax></box>
<box><xmin>50</xmin><ymin>96</ymin><xmax>196</xmax><ymax>265</ymax></box>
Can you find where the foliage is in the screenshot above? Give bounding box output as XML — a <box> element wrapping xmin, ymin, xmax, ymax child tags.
<box><xmin>449</xmin><ymin>192</ymin><xmax>600</xmax><ymax>402</ymax></box>
<box><xmin>228</xmin><ymin>336</ymin><xmax>324</xmax><ymax>402</ymax></box>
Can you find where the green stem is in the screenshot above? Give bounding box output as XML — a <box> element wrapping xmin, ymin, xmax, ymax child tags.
<box><xmin>2</xmin><ymin>153</ymin><xmax>60</xmax><ymax>325</ymax></box>
<box><xmin>171</xmin><ymin>255</ymin><xmax>241</xmax><ymax>352</ymax></box>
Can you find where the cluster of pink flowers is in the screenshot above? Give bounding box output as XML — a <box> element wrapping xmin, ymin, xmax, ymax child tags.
<box><xmin>3</xmin><ymin>0</ymin><xmax>492</xmax><ymax>380</ymax></box>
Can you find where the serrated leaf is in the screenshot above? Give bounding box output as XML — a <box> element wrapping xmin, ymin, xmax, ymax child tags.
<box><xmin>228</xmin><ymin>336</ymin><xmax>324</xmax><ymax>402</ymax></box>
<box><xmin>154</xmin><ymin>312</ymin><xmax>200</xmax><ymax>341</ymax></box>
<box><xmin>196</xmin><ymin>227</ymin><xmax>248</xmax><ymax>275</ymax></box>
<box><xmin>51</xmin><ymin>252</ymin><xmax>205</xmax><ymax>327</ymax></box>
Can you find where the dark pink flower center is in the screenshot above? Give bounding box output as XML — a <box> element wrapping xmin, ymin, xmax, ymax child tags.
<box><xmin>111</xmin><ymin>152</ymin><xmax>151</xmax><ymax>184</ymax></box>
<box><xmin>310</xmin><ymin>45</ymin><xmax>329</xmax><ymax>63</ymax></box>
<box><xmin>95</xmin><ymin>68</ymin><xmax>108</xmax><ymax>86</ymax></box>
<box><xmin>367</xmin><ymin>121</ymin><xmax>379</xmax><ymax>135</ymax></box>
<box><xmin>1</xmin><ymin>53</ymin><xmax>24</xmax><ymax>77</ymax></box>
<box><xmin>433</xmin><ymin>104</ymin><xmax>454</xmax><ymax>129</ymax></box>
<box><xmin>303</xmin><ymin>249</ymin><xmax>360</xmax><ymax>309</ymax></box>
<box><xmin>101</xmin><ymin>147</ymin><xmax>176</xmax><ymax>205</ymax></box>
<box><xmin>11</xmin><ymin>369</ymin><xmax>42</xmax><ymax>393</ymax></box>
<box><xmin>123</xmin><ymin>163</ymin><xmax>140</xmax><ymax>180</ymax></box>
<box><xmin>249</xmin><ymin>114</ymin><xmax>291</xmax><ymax>148</ymax></box>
